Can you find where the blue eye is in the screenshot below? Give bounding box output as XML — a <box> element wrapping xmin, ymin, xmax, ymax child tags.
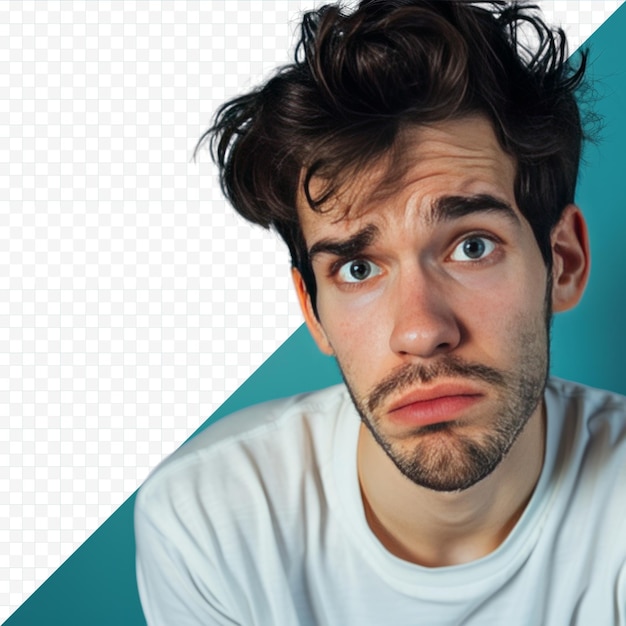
<box><xmin>337</xmin><ymin>259</ymin><xmax>382</xmax><ymax>283</ymax></box>
<box><xmin>450</xmin><ymin>236</ymin><xmax>496</xmax><ymax>261</ymax></box>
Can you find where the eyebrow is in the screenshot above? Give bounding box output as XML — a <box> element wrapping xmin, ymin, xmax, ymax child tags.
<box><xmin>307</xmin><ymin>194</ymin><xmax>520</xmax><ymax>262</ymax></box>
<box><xmin>308</xmin><ymin>224</ymin><xmax>380</xmax><ymax>263</ymax></box>
<box><xmin>429</xmin><ymin>194</ymin><xmax>520</xmax><ymax>226</ymax></box>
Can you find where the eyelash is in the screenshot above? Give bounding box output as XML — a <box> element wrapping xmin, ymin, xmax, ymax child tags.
<box><xmin>328</xmin><ymin>257</ymin><xmax>364</xmax><ymax>277</ymax></box>
<box><xmin>448</xmin><ymin>232</ymin><xmax>501</xmax><ymax>262</ymax></box>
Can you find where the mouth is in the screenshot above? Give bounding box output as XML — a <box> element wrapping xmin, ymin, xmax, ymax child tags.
<box><xmin>386</xmin><ymin>384</ymin><xmax>484</xmax><ymax>429</ymax></box>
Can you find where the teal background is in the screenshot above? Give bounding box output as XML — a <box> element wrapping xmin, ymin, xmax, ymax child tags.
<box><xmin>4</xmin><ymin>5</ymin><xmax>626</xmax><ymax>625</ymax></box>
<box><xmin>550</xmin><ymin>10</ymin><xmax>626</xmax><ymax>394</ymax></box>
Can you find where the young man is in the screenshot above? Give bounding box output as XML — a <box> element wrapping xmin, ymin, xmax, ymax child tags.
<box><xmin>135</xmin><ymin>2</ymin><xmax>626</xmax><ymax>624</ymax></box>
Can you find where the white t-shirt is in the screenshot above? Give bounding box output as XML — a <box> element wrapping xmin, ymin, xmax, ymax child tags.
<box><xmin>135</xmin><ymin>378</ymin><xmax>626</xmax><ymax>625</ymax></box>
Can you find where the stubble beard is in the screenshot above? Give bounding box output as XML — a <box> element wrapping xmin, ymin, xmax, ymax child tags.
<box><xmin>338</xmin><ymin>308</ymin><xmax>551</xmax><ymax>493</ymax></box>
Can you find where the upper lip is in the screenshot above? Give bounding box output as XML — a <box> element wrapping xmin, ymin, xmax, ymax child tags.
<box><xmin>387</xmin><ymin>383</ymin><xmax>484</xmax><ymax>413</ymax></box>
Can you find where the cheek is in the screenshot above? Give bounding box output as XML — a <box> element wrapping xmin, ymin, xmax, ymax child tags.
<box><xmin>463</xmin><ymin>279</ymin><xmax>549</xmax><ymax>360</ymax></box>
<box><xmin>457</xmin><ymin>260</ymin><xmax>548</xmax><ymax>322</ymax></box>
<box><xmin>316</xmin><ymin>287</ymin><xmax>391</xmax><ymax>379</ymax></box>
<box><xmin>317</xmin><ymin>282</ymin><xmax>388</xmax><ymax>336</ymax></box>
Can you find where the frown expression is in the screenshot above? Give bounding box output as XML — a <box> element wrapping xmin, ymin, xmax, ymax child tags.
<box><xmin>295</xmin><ymin>116</ymin><xmax>554</xmax><ymax>491</ymax></box>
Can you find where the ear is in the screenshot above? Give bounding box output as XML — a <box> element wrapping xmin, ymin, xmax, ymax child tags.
<box><xmin>291</xmin><ymin>268</ymin><xmax>334</xmax><ymax>355</ymax></box>
<box><xmin>550</xmin><ymin>204</ymin><xmax>590</xmax><ymax>313</ymax></box>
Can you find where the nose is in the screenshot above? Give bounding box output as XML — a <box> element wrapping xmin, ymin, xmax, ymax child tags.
<box><xmin>388</xmin><ymin>268</ymin><xmax>462</xmax><ymax>358</ymax></box>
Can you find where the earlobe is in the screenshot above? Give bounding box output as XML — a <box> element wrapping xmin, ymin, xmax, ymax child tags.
<box><xmin>550</xmin><ymin>204</ymin><xmax>590</xmax><ymax>313</ymax></box>
<box><xmin>291</xmin><ymin>268</ymin><xmax>334</xmax><ymax>355</ymax></box>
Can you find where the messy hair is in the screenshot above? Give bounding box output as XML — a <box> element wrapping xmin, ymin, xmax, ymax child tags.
<box><xmin>199</xmin><ymin>0</ymin><xmax>588</xmax><ymax>310</ymax></box>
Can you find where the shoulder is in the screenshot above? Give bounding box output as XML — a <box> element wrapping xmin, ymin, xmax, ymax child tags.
<box><xmin>546</xmin><ymin>377</ymin><xmax>626</xmax><ymax>440</ymax></box>
<box><xmin>135</xmin><ymin>384</ymin><xmax>351</xmax><ymax>524</ymax></box>
<box><xmin>181</xmin><ymin>383</ymin><xmax>350</xmax><ymax>456</ymax></box>
<box><xmin>541</xmin><ymin>379</ymin><xmax>626</xmax><ymax>585</ymax></box>
<box><xmin>135</xmin><ymin>384</ymin><xmax>355</xmax><ymax>623</ymax></box>
<box><xmin>544</xmin><ymin>377</ymin><xmax>626</xmax><ymax>515</ymax></box>
<box><xmin>134</xmin><ymin>383</ymin><xmax>354</xmax><ymax>620</ymax></box>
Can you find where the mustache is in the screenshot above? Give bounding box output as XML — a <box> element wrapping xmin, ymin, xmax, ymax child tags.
<box><xmin>366</xmin><ymin>356</ymin><xmax>507</xmax><ymax>414</ymax></box>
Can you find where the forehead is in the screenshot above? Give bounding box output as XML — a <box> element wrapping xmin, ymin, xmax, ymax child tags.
<box><xmin>297</xmin><ymin>116</ymin><xmax>518</xmax><ymax>237</ymax></box>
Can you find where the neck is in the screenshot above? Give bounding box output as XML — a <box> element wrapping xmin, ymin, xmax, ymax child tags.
<box><xmin>357</xmin><ymin>403</ymin><xmax>546</xmax><ymax>567</ymax></box>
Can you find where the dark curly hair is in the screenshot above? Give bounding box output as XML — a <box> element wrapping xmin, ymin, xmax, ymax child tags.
<box><xmin>198</xmin><ymin>0</ymin><xmax>588</xmax><ymax>312</ymax></box>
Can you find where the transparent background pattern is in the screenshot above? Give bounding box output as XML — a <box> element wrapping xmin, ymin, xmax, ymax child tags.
<box><xmin>0</xmin><ymin>0</ymin><xmax>622</xmax><ymax>619</ymax></box>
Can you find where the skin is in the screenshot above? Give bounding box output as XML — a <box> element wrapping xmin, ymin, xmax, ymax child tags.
<box><xmin>293</xmin><ymin>116</ymin><xmax>590</xmax><ymax>567</ymax></box>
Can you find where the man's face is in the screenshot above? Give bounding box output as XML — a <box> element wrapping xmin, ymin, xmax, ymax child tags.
<box><xmin>296</xmin><ymin>116</ymin><xmax>553</xmax><ymax>492</ymax></box>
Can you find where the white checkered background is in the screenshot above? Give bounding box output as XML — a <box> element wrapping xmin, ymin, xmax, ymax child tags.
<box><xmin>0</xmin><ymin>0</ymin><xmax>622</xmax><ymax>619</ymax></box>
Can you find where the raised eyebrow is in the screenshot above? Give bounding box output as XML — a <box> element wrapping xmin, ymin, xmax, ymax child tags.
<box><xmin>308</xmin><ymin>224</ymin><xmax>380</xmax><ymax>262</ymax></box>
<box><xmin>429</xmin><ymin>194</ymin><xmax>521</xmax><ymax>226</ymax></box>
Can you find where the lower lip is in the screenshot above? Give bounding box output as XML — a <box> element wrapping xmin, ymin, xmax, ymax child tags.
<box><xmin>388</xmin><ymin>395</ymin><xmax>482</xmax><ymax>428</ymax></box>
